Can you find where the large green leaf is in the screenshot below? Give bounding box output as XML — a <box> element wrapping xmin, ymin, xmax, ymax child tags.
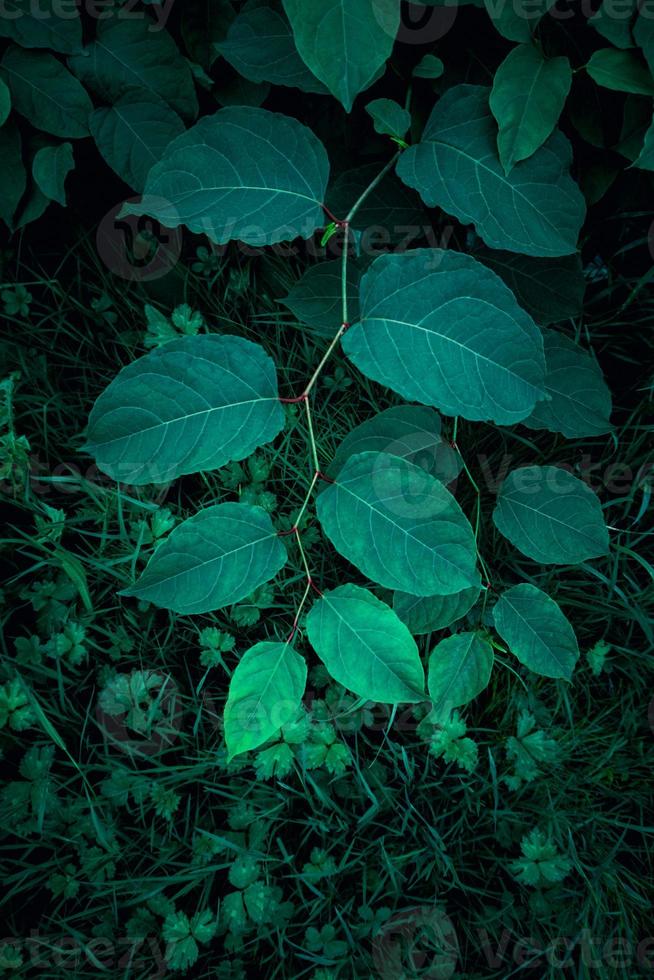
<box><xmin>589</xmin><ymin>0</ymin><xmax>637</xmax><ymax>49</ymax></box>
<box><xmin>120</xmin><ymin>503</ymin><xmax>287</xmax><ymax>615</ymax></box>
<box><xmin>342</xmin><ymin>250</ymin><xmax>547</xmax><ymax>424</ymax></box>
<box><xmin>327</xmin><ymin>405</ymin><xmax>461</xmax><ymax>485</ymax></box>
<box><xmin>493</xmin><ymin>465</ymin><xmax>610</xmax><ymax>564</ymax></box>
<box><xmin>1</xmin><ymin>46</ymin><xmax>92</xmax><ymax>138</ymax></box>
<box><xmin>280</xmin><ymin>259</ymin><xmax>362</xmax><ymax>337</ymax></box>
<box><xmin>492</xmin><ymin>584</ymin><xmax>579</xmax><ymax>680</ymax></box>
<box><xmin>122</xmin><ymin>107</ymin><xmax>329</xmax><ymax>247</ymax></box>
<box><xmin>32</xmin><ymin>143</ymin><xmax>74</xmax><ymax>207</ymax></box>
<box><xmin>427</xmin><ymin>631</ymin><xmax>493</xmax><ymax>715</ymax></box>
<box><xmin>474</xmin><ymin>250</ymin><xmax>585</xmax><ymax>325</ymax></box>
<box><xmin>69</xmin><ymin>18</ymin><xmax>198</xmax><ymax>121</ymax></box>
<box><xmin>0</xmin><ymin>121</ymin><xmax>26</xmax><ymax>231</ymax></box>
<box><xmin>316</xmin><ymin>451</ymin><xmax>479</xmax><ymax>596</ymax></box>
<box><xmin>216</xmin><ymin>6</ymin><xmax>328</xmax><ymax>93</ymax></box>
<box><xmin>282</xmin><ymin>0</ymin><xmax>400</xmax><ymax>111</ymax></box>
<box><xmin>396</xmin><ymin>84</ymin><xmax>586</xmax><ymax>257</ymax></box>
<box><xmin>522</xmin><ymin>330</ymin><xmax>613</xmax><ymax>437</ymax></box>
<box><xmin>89</xmin><ymin>99</ymin><xmax>185</xmax><ymax>193</ymax></box>
<box><xmin>305</xmin><ymin>584</ymin><xmax>425</xmax><ymax>702</ymax></box>
<box><xmin>225</xmin><ymin>641</ymin><xmax>307</xmax><ymax>759</ymax></box>
<box><xmin>0</xmin><ymin>0</ymin><xmax>82</xmax><ymax>54</ymax></box>
<box><xmin>490</xmin><ymin>45</ymin><xmax>572</xmax><ymax>173</ymax></box>
<box><xmin>393</xmin><ymin>584</ymin><xmax>480</xmax><ymax>636</ymax></box>
<box><xmin>586</xmin><ymin>49</ymin><xmax>654</xmax><ymax>96</ymax></box>
<box><xmin>86</xmin><ymin>335</ymin><xmax>284</xmax><ymax>486</ymax></box>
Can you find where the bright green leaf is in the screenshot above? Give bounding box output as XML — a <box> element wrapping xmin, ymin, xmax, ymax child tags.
<box><xmin>86</xmin><ymin>334</ymin><xmax>284</xmax><ymax>485</ymax></box>
<box><xmin>428</xmin><ymin>631</ymin><xmax>493</xmax><ymax>714</ymax></box>
<box><xmin>493</xmin><ymin>465</ymin><xmax>610</xmax><ymax>564</ymax></box>
<box><xmin>225</xmin><ymin>641</ymin><xmax>307</xmax><ymax>758</ymax></box>
<box><xmin>394</xmin><ymin>584</ymin><xmax>481</xmax><ymax>635</ymax></box>
<box><xmin>396</xmin><ymin>84</ymin><xmax>586</xmax><ymax>257</ymax></box>
<box><xmin>342</xmin><ymin>249</ymin><xmax>547</xmax><ymax>424</ymax></box>
<box><xmin>122</xmin><ymin>107</ymin><xmax>329</xmax><ymax>247</ymax></box>
<box><xmin>522</xmin><ymin>330</ymin><xmax>613</xmax><ymax>437</ymax></box>
<box><xmin>305</xmin><ymin>584</ymin><xmax>425</xmax><ymax>702</ymax></box>
<box><xmin>316</xmin><ymin>451</ymin><xmax>480</xmax><ymax>596</ymax></box>
<box><xmin>490</xmin><ymin>45</ymin><xmax>572</xmax><ymax>173</ymax></box>
<box><xmin>1</xmin><ymin>46</ymin><xmax>92</xmax><ymax>138</ymax></box>
<box><xmin>89</xmin><ymin>99</ymin><xmax>185</xmax><ymax>193</ymax></box>
<box><xmin>492</xmin><ymin>583</ymin><xmax>579</xmax><ymax>680</ymax></box>
<box><xmin>32</xmin><ymin>143</ymin><xmax>74</xmax><ymax>207</ymax></box>
<box><xmin>120</xmin><ymin>503</ymin><xmax>287</xmax><ymax>615</ymax></box>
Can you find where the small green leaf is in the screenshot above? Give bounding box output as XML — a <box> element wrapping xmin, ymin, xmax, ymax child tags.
<box><xmin>428</xmin><ymin>631</ymin><xmax>494</xmax><ymax>714</ymax></box>
<box><xmin>328</xmin><ymin>405</ymin><xmax>461</xmax><ymax>485</ymax></box>
<box><xmin>490</xmin><ymin>45</ymin><xmax>572</xmax><ymax>173</ymax></box>
<box><xmin>122</xmin><ymin>107</ymin><xmax>329</xmax><ymax>247</ymax></box>
<box><xmin>365</xmin><ymin>98</ymin><xmax>411</xmax><ymax>139</ymax></box>
<box><xmin>396</xmin><ymin>84</ymin><xmax>586</xmax><ymax>257</ymax></box>
<box><xmin>316</xmin><ymin>451</ymin><xmax>479</xmax><ymax>596</ymax></box>
<box><xmin>281</xmin><ymin>258</ymin><xmax>361</xmax><ymax>337</ymax></box>
<box><xmin>394</xmin><ymin>585</ymin><xmax>481</xmax><ymax>635</ymax></box>
<box><xmin>120</xmin><ymin>503</ymin><xmax>287</xmax><ymax>615</ymax></box>
<box><xmin>413</xmin><ymin>54</ymin><xmax>444</xmax><ymax>79</ymax></box>
<box><xmin>493</xmin><ymin>584</ymin><xmax>579</xmax><ymax>680</ymax></box>
<box><xmin>86</xmin><ymin>334</ymin><xmax>284</xmax><ymax>486</ymax></box>
<box><xmin>306</xmin><ymin>584</ymin><xmax>425</xmax><ymax>702</ymax></box>
<box><xmin>1</xmin><ymin>46</ymin><xmax>92</xmax><ymax>138</ymax></box>
<box><xmin>586</xmin><ymin>48</ymin><xmax>654</xmax><ymax>96</ymax></box>
<box><xmin>282</xmin><ymin>0</ymin><xmax>400</xmax><ymax>111</ymax></box>
<box><xmin>493</xmin><ymin>465</ymin><xmax>610</xmax><ymax>564</ymax></box>
<box><xmin>32</xmin><ymin>143</ymin><xmax>74</xmax><ymax>207</ymax></box>
<box><xmin>225</xmin><ymin>641</ymin><xmax>307</xmax><ymax>759</ymax></box>
<box><xmin>342</xmin><ymin>249</ymin><xmax>547</xmax><ymax>424</ymax></box>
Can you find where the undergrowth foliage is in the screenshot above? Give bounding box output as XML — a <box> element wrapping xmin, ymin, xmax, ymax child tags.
<box><xmin>0</xmin><ymin>0</ymin><xmax>653</xmax><ymax>977</ymax></box>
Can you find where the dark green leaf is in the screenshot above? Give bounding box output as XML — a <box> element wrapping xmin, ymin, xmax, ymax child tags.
<box><xmin>589</xmin><ymin>0</ymin><xmax>637</xmax><ymax>49</ymax></box>
<box><xmin>0</xmin><ymin>121</ymin><xmax>26</xmax><ymax>231</ymax></box>
<box><xmin>327</xmin><ymin>163</ymin><xmax>427</xmax><ymax>244</ymax></box>
<box><xmin>316</xmin><ymin>451</ymin><xmax>480</xmax><ymax>596</ymax></box>
<box><xmin>394</xmin><ymin>584</ymin><xmax>481</xmax><ymax>635</ymax></box>
<box><xmin>366</xmin><ymin>98</ymin><xmax>411</xmax><ymax>138</ymax></box>
<box><xmin>473</xmin><ymin>249</ymin><xmax>585</xmax><ymax>325</ymax></box>
<box><xmin>0</xmin><ymin>0</ymin><xmax>82</xmax><ymax>54</ymax></box>
<box><xmin>280</xmin><ymin>259</ymin><xmax>362</xmax><ymax>337</ymax></box>
<box><xmin>181</xmin><ymin>0</ymin><xmax>235</xmax><ymax>70</ymax></box>
<box><xmin>32</xmin><ymin>142</ymin><xmax>74</xmax><ymax>206</ymax></box>
<box><xmin>0</xmin><ymin>77</ymin><xmax>11</xmax><ymax>128</ymax></box>
<box><xmin>413</xmin><ymin>54</ymin><xmax>444</xmax><ymax>79</ymax></box>
<box><xmin>1</xmin><ymin>46</ymin><xmax>92</xmax><ymax>138</ymax></box>
<box><xmin>586</xmin><ymin>48</ymin><xmax>654</xmax><ymax>96</ymax></box>
<box><xmin>306</xmin><ymin>584</ymin><xmax>425</xmax><ymax>702</ymax></box>
<box><xmin>484</xmin><ymin>0</ymin><xmax>555</xmax><ymax>42</ymax></box>
<box><xmin>428</xmin><ymin>631</ymin><xmax>493</xmax><ymax>714</ymax></box>
<box><xmin>86</xmin><ymin>334</ymin><xmax>284</xmax><ymax>485</ymax></box>
<box><xmin>493</xmin><ymin>583</ymin><xmax>579</xmax><ymax>680</ymax></box>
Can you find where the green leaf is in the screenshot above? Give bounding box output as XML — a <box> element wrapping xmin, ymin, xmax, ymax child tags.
<box><xmin>633</xmin><ymin>115</ymin><xmax>654</xmax><ymax>170</ymax></box>
<box><xmin>586</xmin><ymin>48</ymin><xmax>654</xmax><ymax>96</ymax></box>
<box><xmin>492</xmin><ymin>584</ymin><xmax>579</xmax><ymax>680</ymax></box>
<box><xmin>316</xmin><ymin>451</ymin><xmax>479</xmax><ymax>596</ymax></box>
<box><xmin>484</xmin><ymin>0</ymin><xmax>555</xmax><ymax>42</ymax></box>
<box><xmin>522</xmin><ymin>330</ymin><xmax>613</xmax><ymax>437</ymax></box>
<box><xmin>589</xmin><ymin>0</ymin><xmax>637</xmax><ymax>49</ymax></box>
<box><xmin>427</xmin><ymin>631</ymin><xmax>493</xmax><ymax>714</ymax></box>
<box><xmin>327</xmin><ymin>405</ymin><xmax>461</xmax><ymax>485</ymax></box>
<box><xmin>216</xmin><ymin>6</ymin><xmax>328</xmax><ymax>93</ymax></box>
<box><xmin>0</xmin><ymin>121</ymin><xmax>26</xmax><ymax>231</ymax></box>
<box><xmin>86</xmin><ymin>334</ymin><xmax>284</xmax><ymax>486</ymax></box>
<box><xmin>396</xmin><ymin>84</ymin><xmax>586</xmax><ymax>257</ymax></box>
<box><xmin>181</xmin><ymin>0</ymin><xmax>235</xmax><ymax>71</ymax></box>
<box><xmin>225</xmin><ymin>641</ymin><xmax>307</xmax><ymax>759</ymax></box>
<box><xmin>342</xmin><ymin>249</ymin><xmax>546</xmax><ymax>424</ymax></box>
<box><xmin>68</xmin><ymin>18</ymin><xmax>199</xmax><ymax>121</ymax></box>
<box><xmin>490</xmin><ymin>45</ymin><xmax>572</xmax><ymax>173</ymax></box>
<box><xmin>1</xmin><ymin>46</ymin><xmax>92</xmax><ymax>138</ymax></box>
<box><xmin>32</xmin><ymin>143</ymin><xmax>74</xmax><ymax>207</ymax></box>
<box><xmin>366</xmin><ymin>98</ymin><xmax>411</xmax><ymax>138</ymax></box>
<box><xmin>493</xmin><ymin>465</ymin><xmax>610</xmax><ymax>564</ymax></box>
<box><xmin>394</xmin><ymin>584</ymin><xmax>481</xmax><ymax>635</ymax></box>
<box><xmin>89</xmin><ymin>99</ymin><xmax>185</xmax><ymax>193</ymax></box>
<box><xmin>280</xmin><ymin>259</ymin><xmax>362</xmax><ymax>337</ymax></box>
<box><xmin>122</xmin><ymin>107</ymin><xmax>329</xmax><ymax>247</ymax></box>
<box><xmin>474</xmin><ymin>249</ymin><xmax>585</xmax><ymax>325</ymax></box>
<box><xmin>0</xmin><ymin>0</ymin><xmax>82</xmax><ymax>54</ymax></box>
<box><xmin>305</xmin><ymin>584</ymin><xmax>425</xmax><ymax>702</ymax></box>
<box><xmin>634</xmin><ymin>10</ymin><xmax>654</xmax><ymax>76</ymax></box>
<box><xmin>0</xmin><ymin>77</ymin><xmax>10</xmax><ymax>127</ymax></box>
<box><xmin>282</xmin><ymin>0</ymin><xmax>400</xmax><ymax>111</ymax></box>
<box><xmin>326</xmin><ymin>163</ymin><xmax>427</xmax><ymax>244</ymax></box>
<box><xmin>413</xmin><ymin>54</ymin><xmax>444</xmax><ymax>79</ymax></box>
<box><xmin>120</xmin><ymin>503</ymin><xmax>287</xmax><ymax>615</ymax></box>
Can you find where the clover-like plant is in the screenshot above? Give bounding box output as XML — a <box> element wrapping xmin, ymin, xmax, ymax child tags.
<box><xmin>82</xmin><ymin>4</ymin><xmax>615</xmax><ymax>761</ymax></box>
